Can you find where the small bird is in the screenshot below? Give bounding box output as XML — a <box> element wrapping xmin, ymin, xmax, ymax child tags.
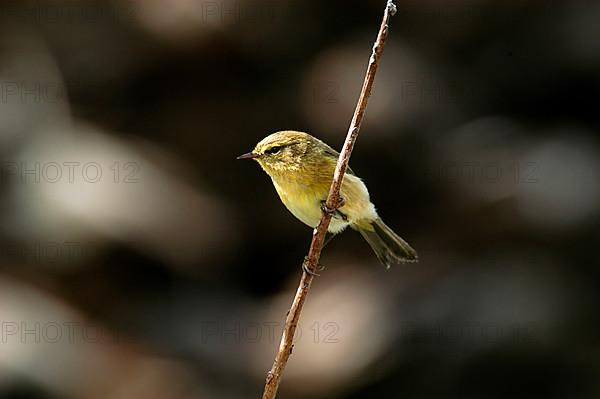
<box><xmin>237</xmin><ymin>130</ymin><xmax>417</xmax><ymax>269</ymax></box>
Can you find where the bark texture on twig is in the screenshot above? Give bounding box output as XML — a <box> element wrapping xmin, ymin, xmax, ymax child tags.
<box><xmin>261</xmin><ymin>2</ymin><xmax>397</xmax><ymax>398</ymax></box>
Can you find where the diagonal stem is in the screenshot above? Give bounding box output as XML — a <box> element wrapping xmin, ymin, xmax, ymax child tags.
<box><xmin>261</xmin><ymin>2</ymin><xmax>397</xmax><ymax>398</ymax></box>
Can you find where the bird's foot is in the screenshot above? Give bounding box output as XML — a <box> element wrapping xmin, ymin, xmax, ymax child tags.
<box><xmin>320</xmin><ymin>201</ymin><xmax>336</xmax><ymax>216</ymax></box>
<box><xmin>320</xmin><ymin>196</ymin><xmax>345</xmax><ymax>216</ymax></box>
<box><xmin>321</xmin><ymin>199</ymin><xmax>348</xmax><ymax>222</ymax></box>
<box><xmin>302</xmin><ymin>256</ymin><xmax>323</xmax><ymax>276</ymax></box>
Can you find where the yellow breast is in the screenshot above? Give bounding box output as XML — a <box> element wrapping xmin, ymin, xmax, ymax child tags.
<box><xmin>270</xmin><ymin>172</ymin><xmax>378</xmax><ymax>234</ymax></box>
<box><xmin>272</xmin><ymin>177</ymin><xmax>326</xmax><ymax>229</ymax></box>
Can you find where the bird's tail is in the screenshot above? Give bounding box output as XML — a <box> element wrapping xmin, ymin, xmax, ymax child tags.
<box><xmin>356</xmin><ymin>218</ymin><xmax>418</xmax><ymax>268</ymax></box>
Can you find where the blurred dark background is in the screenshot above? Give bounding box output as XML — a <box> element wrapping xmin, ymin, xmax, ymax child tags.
<box><xmin>0</xmin><ymin>0</ymin><xmax>599</xmax><ymax>398</ymax></box>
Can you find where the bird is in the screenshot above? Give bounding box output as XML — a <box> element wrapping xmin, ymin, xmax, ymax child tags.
<box><xmin>237</xmin><ymin>130</ymin><xmax>417</xmax><ymax>269</ymax></box>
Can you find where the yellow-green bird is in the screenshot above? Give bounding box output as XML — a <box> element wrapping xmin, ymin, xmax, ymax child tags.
<box><xmin>237</xmin><ymin>130</ymin><xmax>417</xmax><ymax>268</ymax></box>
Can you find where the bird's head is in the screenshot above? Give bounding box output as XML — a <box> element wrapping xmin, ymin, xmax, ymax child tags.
<box><xmin>237</xmin><ymin>130</ymin><xmax>324</xmax><ymax>176</ymax></box>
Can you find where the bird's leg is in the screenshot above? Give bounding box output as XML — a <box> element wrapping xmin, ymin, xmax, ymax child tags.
<box><xmin>320</xmin><ymin>195</ymin><xmax>345</xmax><ymax>214</ymax></box>
<box><xmin>320</xmin><ymin>200</ymin><xmax>336</xmax><ymax>216</ymax></box>
<box><xmin>302</xmin><ymin>232</ymin><xmax>335</xmax><ymax>277</ymax></box>
<box><xmin>302</xmin><ymin>256</ymin><xmax>320</xmax><ymax>277</ymax></box>
<box><xmin>320</xmin><ymin>197</ymin><xmax>347</xmax><ymax>221</ymax></box>
<box><xmin>314</xmin><ymin>233</ymin><xmax>336</xmax><ymax>272</ymax></box>
<box><xmin>312</xmin><ymin>198</ymin><xmax>344</xmax><ymax>276</ymax></box>
<box><xmin>302</xmin><ymin>234</ymin><xmax>336</xmax><ymax>274</ymax></box>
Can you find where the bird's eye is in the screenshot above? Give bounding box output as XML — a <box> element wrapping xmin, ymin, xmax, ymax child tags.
<box><xmin>266</xmin><ymin>146</ymin><xmax>281</xmax><ymax>155</ymax></box>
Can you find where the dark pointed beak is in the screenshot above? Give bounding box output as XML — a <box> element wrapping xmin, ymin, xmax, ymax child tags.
<box><xmin>237</xmin><ymin>152</ymin><xmax>260</xmax><ymax>160</ymax></box>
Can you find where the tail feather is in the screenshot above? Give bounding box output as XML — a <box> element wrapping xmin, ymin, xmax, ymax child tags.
<box><xmin>357</xmin><ymin>218</ymin><xmax>417</xmax><ymax>268</ymax></box>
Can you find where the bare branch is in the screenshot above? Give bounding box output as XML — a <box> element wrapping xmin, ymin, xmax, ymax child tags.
<box><xmin>262</xmin><ymin>2</ymin><xmax>397</xmax><ymax>398</ymax></box>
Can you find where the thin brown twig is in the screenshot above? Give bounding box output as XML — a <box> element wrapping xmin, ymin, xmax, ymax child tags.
<box><xmin>261</xmin><ymin>2</ymin><xmax>397</xmax><ymax>398</ymax></box>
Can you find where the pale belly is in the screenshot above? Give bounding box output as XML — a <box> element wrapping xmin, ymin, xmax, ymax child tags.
<box><xmin>271</xmin><ymin>175</ymin><xmax>377</xmax><ymax>234</ymax></box>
